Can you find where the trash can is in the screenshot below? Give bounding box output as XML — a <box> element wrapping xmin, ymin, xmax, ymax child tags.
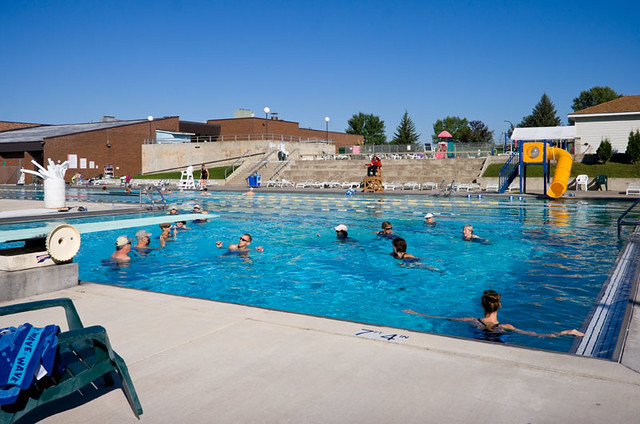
<box><xmin>246</xmin><ymin>174</ymin><xmax>261</xmax><ymax>188</ymax></box>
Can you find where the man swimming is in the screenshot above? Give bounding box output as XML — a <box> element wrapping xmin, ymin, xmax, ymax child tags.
<box><xmin>216</xmin><ymin>233</ymin><xmax>264</xmax><ymax>252</ymax></box>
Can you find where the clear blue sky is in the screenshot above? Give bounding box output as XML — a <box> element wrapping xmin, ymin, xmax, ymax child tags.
<box><xmin>2</xmin><ymin>0</ymin><xmax>639</xmax><ymax>143</ymax></box>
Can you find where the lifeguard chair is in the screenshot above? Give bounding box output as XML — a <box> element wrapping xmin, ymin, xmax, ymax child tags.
<box><xmin>363</xmin><ymin>159</ymin><xmax>384</xmax><ymax>192</ymax></box>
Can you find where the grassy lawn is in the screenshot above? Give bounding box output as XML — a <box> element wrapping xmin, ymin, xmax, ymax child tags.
<box><xmin>135</xmin><ymin>166</ymin><xmax>227</xmax><ymax>180</ymax></box>
<box><xmin>483</xmin><ymin>162</ymin><xmax>640</xmax><ymax>178</ymax></box>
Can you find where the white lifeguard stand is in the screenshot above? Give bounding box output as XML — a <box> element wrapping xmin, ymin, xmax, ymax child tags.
<box><xmin>179</xmin><ymin>166</ymin><xmax>196</xmax><ymax>189</ymax></box>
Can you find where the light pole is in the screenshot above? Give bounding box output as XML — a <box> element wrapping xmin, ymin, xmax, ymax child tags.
<box><xmin>504</xmin><ymin>120</ymin><xmax>514</xmax><ymax>152</ymax></box>
<box><xmin>148</xmin><ymin>115</ymin><xmax>154</xmax><ymax>143</ymax></box>
<box><xmin>263</xmin><ymin>107</ymin><xmax>270</xmax><ymax>140</ymax></box>
<box><xmin>324</xmin><ymin>116</ymin><xmax>330</xmax><ymax>142</ymax></box>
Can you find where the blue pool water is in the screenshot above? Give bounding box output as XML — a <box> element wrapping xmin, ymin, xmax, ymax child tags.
<box><xmin>62</xmin><ymin>191</ymin><xmax>627</xmax><ymax>353</ymax></box>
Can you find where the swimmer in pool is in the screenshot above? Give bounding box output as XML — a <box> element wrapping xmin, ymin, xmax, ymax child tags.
<box><xmin>403</xmin><ymin>290</ymin><xmax>584</xmax><ymax>338</ymax></box>
<box><xmin>375</xmin><ymin>221</ymin><xmax>396</xmax><ymax>237</ymax></box>
<box><xmin>111</xmin><ymin>235</ymin><xmax>132</xmax><ymax>262</ymax></box>
<box><xmin>424</xmin><ymin>213</ymin><xmax>436</xmax><ymax>225</ymax></box>
<box><xmin>174</xmin><ymin>221</ymin><xmax>190</xmax><ymax>231</ymax></box>
<box><xmin>216</xmin><ymin>233</ymin><xmax>264</xmax><ymax>252</ymax></box>
<box><xmin>134</xmin><ymin>229</ymin><xmax>165</xmax><ymax>251</ymax></box>
<box><xmin>159</xmin><ymin>222</ymin><xmax>177</xmax><ymax>241</ymax></box>
<box><xmin>391</xmin><ymin>238</ymin><xmax>417</xmax><ymax>260</ymax></box>
<box><xmin>462</xmin><ymin>224</ymin><xmax>486</xmax><ymax>242</ymax></box>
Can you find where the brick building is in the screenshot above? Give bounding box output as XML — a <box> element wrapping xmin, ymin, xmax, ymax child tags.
<box><xmin>0</xmin><ymin>117</ymin><xmax>181</xmax><ymax>184</ymax></box>
<box><xmin>0</xmin><ymin>114</ymin><xmax>361</xmax><ymax>184</ymax></box>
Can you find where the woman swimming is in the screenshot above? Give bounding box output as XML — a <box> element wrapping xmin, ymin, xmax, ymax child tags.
<box><xmin>403</xmin><ymin>290</ymin><xmax>584</xmax><ymax>338</ymax></box>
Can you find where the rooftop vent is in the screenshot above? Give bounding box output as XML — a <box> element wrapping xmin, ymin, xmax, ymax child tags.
<box><xmin>100</xmin><ymin>115</ymin><xmax>116</xmax><ymax>122</ymax></box>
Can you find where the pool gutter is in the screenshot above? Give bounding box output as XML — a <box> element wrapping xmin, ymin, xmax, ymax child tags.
<box><xmin>572</xmin><ymin>225</ymin><xmax>640</xmax><ymax>370</ymax></box>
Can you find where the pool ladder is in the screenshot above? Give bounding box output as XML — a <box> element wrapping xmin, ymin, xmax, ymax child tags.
<box><xmin>617</xmin><ymin>197</ymin><xmax>640</xmax><ymax>238</ymax></box>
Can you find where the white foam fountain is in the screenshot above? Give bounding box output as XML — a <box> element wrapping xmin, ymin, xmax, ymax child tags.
<box><xmin>21</xmin><ymin>159</ymin><xmax>69</xmax><ymax>208</ymax></box>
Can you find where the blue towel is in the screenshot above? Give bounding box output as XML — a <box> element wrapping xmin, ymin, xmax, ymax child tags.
<box><xmin>0</xmin><ymin>323</ymin><xmax>60</xmax><ymax>405</ymax></box>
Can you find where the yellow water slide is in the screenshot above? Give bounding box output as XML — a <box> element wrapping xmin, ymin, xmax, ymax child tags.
<box><xmin>521</xmin><ymin>142</ymin><xmax>573</xmax><ymax>198</ymax></box>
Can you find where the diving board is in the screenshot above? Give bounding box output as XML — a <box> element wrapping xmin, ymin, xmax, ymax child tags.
<box><xmin>0</xmin><ymin>213</ymin><xmax>215</xmax><ymax>243</ymax></box>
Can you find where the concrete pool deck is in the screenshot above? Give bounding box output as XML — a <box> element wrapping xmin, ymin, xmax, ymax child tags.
<box><xmin>2</xmin><ymin>283</ymin><xmax>640</xmax><ymax>424</ymax></box>
<box><xmin>1</xmin><ymin>193</ymin><xmax>640</xmax><ymax>422</ymax></box>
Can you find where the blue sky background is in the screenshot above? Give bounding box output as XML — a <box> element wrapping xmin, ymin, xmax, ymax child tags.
<box><xmin>2</xmin><ymin>0</ymin><xmax>639</xmax><ymax>143</ymax></box>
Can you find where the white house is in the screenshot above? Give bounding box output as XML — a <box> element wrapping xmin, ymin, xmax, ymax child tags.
<box><xmin>568</xmin><ymin>95</ymin><xmax>640</xmax><ymax>154</ymax></box>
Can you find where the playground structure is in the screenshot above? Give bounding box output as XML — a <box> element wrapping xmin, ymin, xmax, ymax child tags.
<box><xmin>434</xmin><ymin>131</ymin><xmax>455</xmax><ymax>159</ymax></box>
<box><xmin>499</xmin><ymin>127</ymin><xmax>576</xmax><ymax>198</ymax></box>
<box><xmin>520</xmin><ymin>141</ymin><xmax>573</xmax><ymax>198</ymax></box>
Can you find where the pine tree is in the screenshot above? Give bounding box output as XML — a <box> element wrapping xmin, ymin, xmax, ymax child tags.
<box><xmin>391</xmin><ymin>110</ymin><xmax>420</xmax><ymax>145</ymax></box>
<box><xmin>519</xmin><ymin>93</ymin><xmax>562</xmax><ymax>127</ymax></box>
<box><xmin>596</xmin><ymin>138</ymin><xmax>613</xmax><ymax>163</ymax></box>
<box><xmin>626</xmin><ymin>130</ymin><xmax>640</xmax><ymax>164</ymax></box>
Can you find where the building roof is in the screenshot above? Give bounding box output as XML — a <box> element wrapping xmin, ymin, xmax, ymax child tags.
<box><xmin>568</xmin><ymin>95</ymin><xmax>640</xmax><ymax>117</ymax></box>
<box><xmin>0</xmin><ymin>120</ymin><xmax>149</xmax><ymax>144</ymax></box>
<box><xmin>511</xmin><ymin>126</ymin><xmax>576</xmax><ymax>141</ymax></box>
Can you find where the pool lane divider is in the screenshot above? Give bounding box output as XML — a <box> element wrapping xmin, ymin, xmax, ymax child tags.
<box><xmin>0</xmin><ymin>213</ymin><xmax>215</xmax><ymax>243</ymax></box>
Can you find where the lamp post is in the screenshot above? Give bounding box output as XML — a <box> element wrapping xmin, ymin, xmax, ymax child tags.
<box><xmin>147</xmin><ymin>115</ymin><xmax>154</xmax><ymax>143</ymax></box>
<box><xmin>324</xmin><ymin>117</ymin><xmax>330</xmax><ymax>142</ymax></box>
<box><xmin>504</xmin><ymin>120</ymin><xmax>514</xmax><ymax>152</ymax></box>
<box><xmin>263</xmin><ymin>107</ymin><xmax>270</xmax><ymax>140</ymax></box>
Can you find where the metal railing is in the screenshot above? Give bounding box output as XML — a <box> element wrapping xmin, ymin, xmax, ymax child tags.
<box><xmin>224</xmin><ymin>150</ymin><xmax>253</xmax><ymax>180</ymax></box>
<box><xmin>271</xmin><ymin>148</ymin><xmax>299</xmax><ymax>180</ymax></box>
<box><xmin>617</xmin><ymin>197</ymin><xmax>640</xmax><ymax>238</ymax></box>
<box><xmin>498</xmin><ymin>152</ymin><xmax>519</xmax><ymax>193</ymax></box>
<box><xmin>190</xmin><ymin>133</ymin><xmax>333</xmax><ymax>144</ymax></box>
<box><xmin>245</xmin><ymin>150</ymin><xmax>279</xmax><ymax>177</ymax></box>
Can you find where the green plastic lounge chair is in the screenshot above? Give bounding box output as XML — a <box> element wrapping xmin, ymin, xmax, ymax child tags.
<box><xmin>0</xmin><ymin>298</ymin><xmax>142</xmax><ymax>422</ymax></box>
<box><xmin>596</xmin><ymin>174</ymin><xmax>608</xmax><ymax>191</ymax></box>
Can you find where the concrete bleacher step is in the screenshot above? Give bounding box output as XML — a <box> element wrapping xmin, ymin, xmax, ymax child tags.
<box><xmin>280</xmin><ymin>158</ymin><xmax>486</xmax><ymax>185</ymax></box>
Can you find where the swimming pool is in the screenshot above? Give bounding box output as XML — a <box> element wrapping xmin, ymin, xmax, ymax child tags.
<box><xmin>67</xmin><ymin>191</ymin><xmax>629</xmax><ymax>353</ymax></box>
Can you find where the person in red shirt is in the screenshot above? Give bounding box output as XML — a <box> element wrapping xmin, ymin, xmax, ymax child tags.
<box><xmin>367</xmin><ymin>155</ymin><xmax>381</xmax><ymax>176</ymax></box>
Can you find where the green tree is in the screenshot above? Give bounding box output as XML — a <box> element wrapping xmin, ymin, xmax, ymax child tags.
<box><xmin>465</xmin><ymin>120</ymin><xmax>494</xmax><ymax>143</ymax></box>
<box><xmin>432</xmin><ymin>116</ymin><xmax>470</xmax><ymax>142</ymax></box>
<box><xmin>391</xmin><ymin>110</ymin><xmax>420</xmax><ymax>145</ymax></box>
<box><xmin>346</xmin><ymin>112</ymin><xmax>386</xmax><ymax>144</ymax></box>
<box><xmin>596</xmin><ymin>138</ymin><xmax>613</xmax><ymax>163</ymax></box>
<box><xmin>572</xmin><ymin>86</ymin><xmax>622</xmax><ymax>112</ymax></box>
<box><xmin>519</xmin><ymin>93</ymin><xmax>562</xmax><ymax>127</ymax></box>
<box><xmin>626</xmin><ymin>130</ymin><xmax>640</xmax><ymax>164</ymax></box>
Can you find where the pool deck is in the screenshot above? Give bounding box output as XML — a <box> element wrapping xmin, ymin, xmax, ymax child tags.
<box><xmin>1</xmin><ymin>193</ymin><xmax>640</xmax><ymax>423</ymax></box>
<box><xmin>1</xmin><ymin>283</ymin><xmax>639</xmax><ymax>424</ymax></box>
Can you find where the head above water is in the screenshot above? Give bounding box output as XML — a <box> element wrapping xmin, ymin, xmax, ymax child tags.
<box><xmin>381</xmin><ymin>221</ymin><xmax>392</xmax><ymax>231</ymax></box>
<box><xmin>481</xmin><ymin>290</ymin><xmax>501</xmax><ymax>314</ymax></box>
<box><xmin>392</xmin><ymin>237</ymin><xmax>407</xmax><ymax>253</ymax></box>
<box><xmin>334</xmin><ymin>224</ymin><xmax>348</xmax><ymax>238</ymax></box>
<box><xmin>115</xmin><ymin>236</ymin><xmax>131</xmax><ymax>249</ymax></box>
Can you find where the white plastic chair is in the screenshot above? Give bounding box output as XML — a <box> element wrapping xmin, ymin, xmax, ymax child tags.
<box><xmin>626</xmin><ymin>183</ymin><xmax>640</xmax><ymax>195</ymax></box>
<box><xmin>485</xmin><ymin>182</ymin><xmax>499</xmax><ymax>192</ymax></box>
<box><xmin>576</xmin><ymin>174</ymin><xmax>588</xmax><ymax>191</ymax></box>
<box><xmin>421</xmin><ymin>182</ymin><xmax>438</xmax><ymax>190</ymax></box>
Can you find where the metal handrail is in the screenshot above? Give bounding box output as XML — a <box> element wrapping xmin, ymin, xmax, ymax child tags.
<box><xmin>498</xmin><ymin>152</ymin><xmax>518</xmax><ymax>193</ymax></box>
<box><xmin>190</xmin><ymin>133</ymin><xmax>333</xmax><ymax>144</ymax></box>
<box><xmin>271</xmin><ymin>148</ymin><xmax>299</xmax><ymax>179</ymax></box>
<box><xmin>617</xmin><ymin>197</ymin><xmax>640</xmax><ymax>238</ymax></box>
<box><xmin>246</xmin><ymin>150</ymin><xmax>279</xmax><ymax>176</ymax></box>
<box><xmin>224</xmin><ymin>150</ymin><xmax>253</xmax><ymax>180</ymax></box>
